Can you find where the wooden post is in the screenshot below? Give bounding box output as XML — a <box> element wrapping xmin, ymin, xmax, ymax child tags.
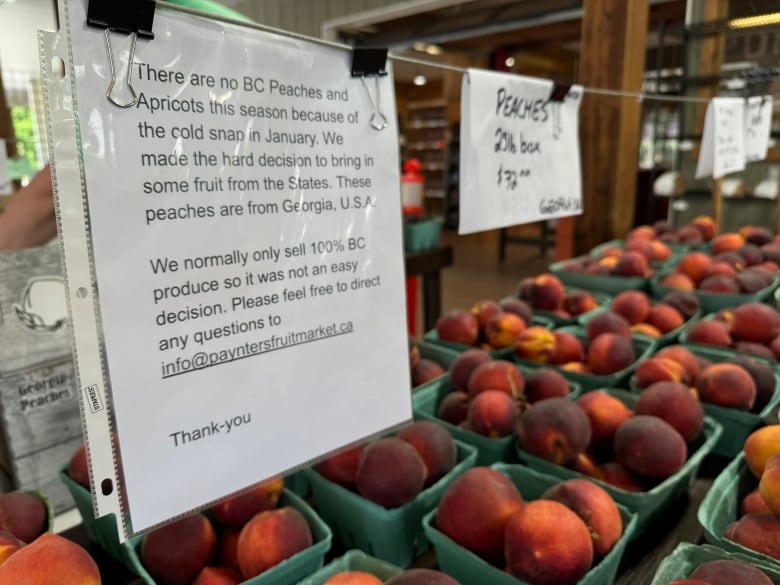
<box><xmin>573</xmin><ymin>0</ymin><xmax>649</xmax><ymax>255</ymax></box>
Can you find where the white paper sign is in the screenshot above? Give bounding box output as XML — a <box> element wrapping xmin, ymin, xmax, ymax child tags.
<box><xmin>745</xmin><ymin>96</ymin><xmax>773</xmax><ymax>163</ymax></box>
<box><xmin>0</xmin><ymin>140</ymin><xmax>11</xmax><ymax>195</ymax></box>
<box><xmin>695</xmin><ymin>97</ymin><xmax>746</xmax><ymax>179</ymax></box>
<box><xmin>58</xmin><ymin>0</ymin><xmax>410</xmax><ymax>534</ymax></box>
<box><xmin>459</xmin><ymin>69</ymin><xmax>583</xmax><ymax>235</ymax></box>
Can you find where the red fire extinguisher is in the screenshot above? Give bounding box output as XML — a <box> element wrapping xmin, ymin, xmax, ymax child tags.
<box><xmin>401</xmin><ymin>159</ymin><xmax>424</xmax><ymax>336</ymax></box>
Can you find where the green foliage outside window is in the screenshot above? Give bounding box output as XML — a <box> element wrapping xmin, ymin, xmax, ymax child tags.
<box><xmin>10</xmin><ymin>105</ymin><xmax>39</xmax><ymax>173</ymax></box>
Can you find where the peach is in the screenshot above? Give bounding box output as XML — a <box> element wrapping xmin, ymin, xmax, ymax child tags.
<box><xmin>635</xmin><ymin>381</ymin><xmax>704</xmax><ymax>442</ymax></box>
<box><xmin>666</xmin><ymin>580</ymin><xmax>710</xmax><ymax>584</ymax></box>
<box><xmin>712</xmin><ymin>251</ymin><xmax>746</xmax><ymax>271</ymax></box>
<box><xmin>744</xmin><ymin>425</ymin><xmax>780</xmax><ymax>477</ymax></box>
<box><xmin>690</xmin><ymin>216</ymin><xmax>717</xmax><ymax>241</ymax></box>
<box><xmin>0</xmin><ymin>491</ymin><xmax>48</xmax><ymax>544</ymax></box>
<box><xmin>598</xmin><ymin>462</ymin><xmax>645</xmax><ymax>492</ymax></box>
<box><xmin>449</xmin><ymin>348</ymin><xmax>492</xmax><ymax>391</ymax></box>
<box><xmin>731</xmin><ymin>302</ymin><xmax>780</xmax><ymax>344</ymax></box>
<box><xmin>500</xmin><ymin>298</ymin><xmax>533</xmax><ymax>324</ymax></box>
<box><xmin>211</xmin><ymin>477</ymin><xmax>284</xmax><ymax>527</ymax></box>
<box><xmin>467</xmin><ymin>390</ymin><xmax>519</xmax><ymax>438</ymax></box>
<box><xmin>699</xmin><ymin>275</ymin><xmax>739</xmax><ymax>294</ymax></box>
<box><xmin>655</xmin><ymin>345</ymin><xmax>701</xmax><ymax>384</ymax></box>
<box><xmin>517</xmin><ymin>397</ymin><xmax>591</xmax><ymax>465</ymax></box>
<box><xmin>67</xmin><ymin>443</ymin><xmax>90</xmax><ymax>489</ymax></box>
<box><xmin>734</xmin><ymin>341</ymin><xmax>775</xmax><ymax>361</ymax></box>
<box><xmin>702</xmin><ymin>261</ymin><xmax>737</xmax><ymax>280</ymax></box>
<box><xmin>634</xmin><ymin>357</ymin><xmax>688</xmax><ymax>388</ymax></box>
<box><xmin>624</xmin><ymin>239</ymin><xmax>654</xmax><ymax>262</ymax></box>
<box><xmin>726</xmin><ymin>355</ymin><xmax>776</xmax><ymax>412</ymax></box>
<box><xmin>614</xmin><ymin>415</ymin><xmax>687</xmax><ymax>480</ymax></box>
<box><xmin>661</xmin><ymin>272</ymin><xmax>696</xmax><ymax>291</ymax></box>
<box><xmin>689</xmin><ymin>559</ymin><xmax>774</xmax><ymax>585</ymax></box>
<box><xmin>653</xmin><ymin>220</ymin><xmax>675</xmax><ymax>235</ymax></box>
<box><xmin>614</xmin><ymin>251</ymin><xmax>648</xmax><ymax>277</ymax></box>
<box><xmin>650</xmin><ymin>240</ymin><xmax>673</xmax><ymax>262</ymax></box>
<box><xmin>141</xmin><ymin>513</ymin><xmax>216</xmax><ymax>585</ymax></box>
<box><xmin>436</xmin><ymin>309</ymin><xmax>479</xmax><ymax>346</ymax></box>
<box><xmin>773</xmin><ymin>335</ymin><xmax>780</xmax><ymax>360</ymax></box>
<box><xmin>586</xmin><ymin>333</ymin><xmax>635</xmax><ymax>375</ymax></box>
<box><xmin>631</xmin><ymin>323</ymin><xmax>662</xmax><ymax>338</ymax></box>
<box><xmin>676</xmin><ymin>226</ymin><xmax>704</xmax><ymax>245</ymax></box>
<box><xmin>0</xmin><ymin>531</ymin><xmax>23</xmax><ymax>567</ymax></box>
<box><xmin>550</xmin><ymin>331</ymin><xmax>586</xmax><ymax>365</ymax></box>
<box><xmin>736</xmin><ymin>243</ymin><xmax>764</xmax><ymax>266</ymax></box>
<box><xmin>384</xmin><ymin>569</ymin><xmax>461</xmax><ymax>584</ymax></box>
<box><xmin>741</xmin><ymin>488</ymin><xmax>772</xmax><ymax>516</ymax></box>
<box><xmin>411</xmin><ymin>359</ymin><xmax>446</xmax><ymax>387</ymax></box>
<box><xmin>514</xmin><ymin>326</ymin><xmax>556</xmax><ymax>362</ymax></box>
<box><xmin>696</xmin><ymin>363</ymin><xmax>756</xmax><ymax>410</ymax></box>
<box><xmin>596</xmin><ymin>245</ymin><xmax>623</xmax><ymax>259</ymax></box>
<box><xmin>542</xmin><ymin>479</ymin><xmax>622</xmax><ymax>558</ymax></box>
<box><xmin>0</xmin><ymin>533</ymin><xmax>100</xmax><ymax>584</ymax></box>
<box><xmin>628</xmin><ymin>225</ymin><xmax>656</xmax><ymax>241</ymax></box>
<box><xmin>570</xmin><ymin>451</ymin><xmax>601</xmax><ymax>477</ymax></box>
<box><xmin>504</xmin><ymin>499</ymin><xmax>593</xmax><ymax>585</ymax></box>
<box><xmin>677</xmin><ymin>252</ymin><xmax>712</xmax><ymax>285</ymax></box>
<box><xmin>561</xmin><ymin>361</ymin><xmax>591</xmax><ymax>373</ymax></box>
<box><xmin>315</xmin><ymin>444</ymin><xmax>365</xmax><ymax>489</ymax></box>
<box><xmin>740</xmin><ymin>225</ymin><xmax>773</xmax><ymax>246</ymax></box>
<box><xmin>237</xmin><ymin>507</ymin><xmax>313</xmax><ymax>578</ymax></box>
<box><xmin>757</xmin><ymin>260</ymin><xmax>780</xmax><ymax>273</ymax></box>
<box><xmin>435</xmin><ymin>467</ymin><xmax>524</xmax><ymax>564</ymax></box>
<box><xmin>759</xmin><ymin>452</ymin><xmax>780</xmax><ymax>515</ymax></box>
<box><xmin>646</xmin><ymin>304</ymin><xmax>685</xmax><ymax>334</ymax></box>
<box><xmin>436</xmin><ymin>391</ymin><xmax>469</xmax><ymax>426</ymax></box>
<box><xmin>761</xmin><ymin>242</ymin><xmax>780</xmax><ymax>264</ymax></box>
<box><xmin>517</xmin><ymin>277</ymin><xmax>534</xmax><ymax>301</ymax></box>
<box><xmin>576</xmin><ymin>391</ymin><xmax>632</xmax><ymax>455</ymax></box>
<box><xmin>470</xmin><ymin>299</ymin><xmax>502</xmax><ymax>332</ymax></box>
<box><xmin>356</xmin><ymin>438</ymin><xmax>426</xmax><ymax>508</ymax></box>
<box><xmin>528</xmin><ymin>274</ymin><xmax>566</xmax><ymax>310</ymax></box>
<box><xmin>685</xmin><ymin>320</ymin><xmax>732</xmax><ymax>348</ymax></box>
<box><xmin>192</xmin><ymin>567</ymin><xmax>243</xmax><ymax>585</ymax></box>
<box><xmin>562</xmin><ymin>290</ymin><xmax>599</xmax><ymax>316</ymax></box>
<box><xmin>586</xmin><ymin>311</ymin><xmax>631</xmax><ymax>342</ymax></box>
<box><xmin>467</xmin><ymin>360</ymin><xmax>524</xmax><ymax>398</ymax></box>
<box><xmin>524</xmin><ymin>368</ymin><xmax>570</xmax><ymax>403</ymax></box>
<box><xmin>661</xmin><ymin>290</ymin><xmax>700</xmax><ymax>320</ymax></box>
<box><xmin>725</xmin><ymin>513</ymin><xmax>780</xmax><ymax>561</ymax></box>
<box><xmin>711</xmin><ymin>232</ymin><xmax>746</xmax><ymax>255</ymax></box>
<box><xmin>323</xmin><ymin>572</ymin><xmax>384</xmax><ymax>585</ymax></box>
<box><xmin>218</xmin><ymin>529</ymin><xmax>240</xmax><ymax>573</ymax></box>
<box><xmin>397</xmin><ymin>421</ymin><xmax>457</xmax><ymax>487</ymax></box>
<box><xmin>611</xmin><ymin>291</ymin><xmax>651</xmax><ymax>325</ymax></box>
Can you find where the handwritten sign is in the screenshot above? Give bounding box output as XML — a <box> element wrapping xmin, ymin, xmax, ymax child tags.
<box><xmin>695</xmin><ymin>97</ymin><xmax>746</xmax><ymax>179</ymax></box>
<box><xmin>52</xmin><ymin>0</ymin><xmax>411</xmax><ymax>535</ymax></box>
<box><xmin>745</xmin><ymin>96</ymin><xmax>772</xmax><ymax>163</ymax></box>
<box><xmin>459</xmin><ymin>69</ymin><xmax>583</xmax><ymax>235</ymax></box>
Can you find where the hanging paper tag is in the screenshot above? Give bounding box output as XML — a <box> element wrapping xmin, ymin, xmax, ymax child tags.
<box><xmin>459</xmin><ymin>69</ymin><xmax>583</xmax><ymax>235</ymax></box>
<box><xmin>744</xmin><ymin>95</ymin><xmax>772</xmax><ymax>163</ymax></box>
<box><xmin>54</xmin><ymin>0</ymin><xmax>410</xmax><ymax>536</ymax></box>
<box><xmin>0</xmin><ymin>140</ymin><xmax>11</xmax><ymax>195</ymax></box>
<box><xmin>695</xmin><ymin>97</ymin><xmax>746</xmax><ymax>179</ymax></box>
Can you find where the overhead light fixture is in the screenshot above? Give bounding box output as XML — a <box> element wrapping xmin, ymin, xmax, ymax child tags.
<box><xmin>729</xmin><ymin>12</ymin><xmax>780</xmax><ymax>29</ymax></box>
<box><xmin>505</xmin><ymin>57</ymin><xmax>516</xmax><ymax>67</ymax></box>
<box><xmin>413</xmin><ymin>74</ymin><xmax>427</xmax><ymax>86</ymax></box>
<box><xmin>425</xmin><ymin>44</ymin><xmax>443</xmax><ymax>55</ymax></box>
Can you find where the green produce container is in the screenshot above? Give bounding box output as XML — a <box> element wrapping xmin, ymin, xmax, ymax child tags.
<box><xmin>650</xmin><ymin>272</ymin><xmax>780</xmax><ymax>314</ymax></box>
<box><xmin>512</xmin><ymin>326</ymin><xmax>656</xmax><ymax>391</ymax></box>
<box><xmin>579</xmin><ymin>304</ymin><xmax>700</xmax><ymax>349</ymax></box>
<box><xmin>60</xmin><ymin>464</ymin><xmax>140</xmax><ymax>568</ymax></box>
<box><xmin>515</xmin><ymin>388</ymin><xmax>723</xmax><ymax>535</ymax></box>
<box><xmin>549</xmin><ymin>256</ymin><xmax>651</xmax><ymax>295</ymax></box>
<box><xmin>412</xmin><ymin>373</ymin><xmax>582</xmax><ymax>466</ymax></box>
<box><xmin>125</xmin><ymin>489</ymin><xmax>332</xmax><ymax>585</ymax></box>
<box><xmin>510</xmin><ymin>289</ymin><xmax>612</xmax><ymax>327</ymax></box>
<box><xmin>417</xmin><ymin>340</ymin><xmax>461</xmax><ymax>372</ymax></box>
<box><xmin>303</xmin><ymin>441</ymin><xmax>477</xmax><ymax>568</ymax></box>
<box><xmin>697</xmin><ymin>452</ymin><xmax>780</xmax><ymax>567</ymax></box>
<box><xmin>629</xmin><ymin>344</ymin><xmax>780</xmax><ymax>457</ymax></box>
<box><xmin>404</xmin><ymin>217</ymin><xmax>444</xmax><ymax>253</ymax></box>
<box><xmin>423</xmin><ymin>315</ymin><xmax>554</xmax><ymax>355</ymax></box>
<box><xmin>422</xmin><ymin>463</ymin><xmax>638</xmax><ymax>585</ymax></box>
<box><xmin>297</xmin><ymin>550</ymin><xmax>402</xmax><ymax>585</ymax></box>
<box><xmin>286</xmin><ymin>470</ymin><xmax>311</xmax><ymax>498</ymax></box>
<box><xmin>650</xmin><ymin>542</ymin><xmax>780</xmax><ymax>585</ymax></box>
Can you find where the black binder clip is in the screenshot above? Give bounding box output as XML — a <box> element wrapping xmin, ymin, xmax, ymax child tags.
<box><xmin>351</xmin><ymin>47</ymin><xmax>389</xmax><ymax>131</ymax></box>
<box><xmin>548</xmin><ymin>83</ymin><xmax>571</xmax><ymax>140</ymax></box>
<box><xmin>548</xmin><ymin>83</ymin><xmax>572</xmax><ymax>103</ymax></box>
<box><xmin>87</xmin><ymin>0</ymin><xmax>157</xmax><ymax>108</ymax></box>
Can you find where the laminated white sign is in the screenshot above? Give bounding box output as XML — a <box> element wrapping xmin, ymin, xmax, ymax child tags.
<box><xmin>695</xmin><ymin>97</ymin><xmax>746</xmax><ymax>179</ymax></box>
<box><xmin>49</xmin><ymin>0</ymin><xmax>410</xmax><ymax>535</ymax></box>
<box><xmin>745</xmin><ymin>96</ymin><xmax>773</xmax><ymax>163</ymax></box>
<box><xmin>459</xmin><ymin>69</ymin><xmax>583</xmax><ymax>235</ymax></box>
<box><xmin>0</xmin><ymin>140</ymin><xmax>11</xmax><ymax>195</ymax></box>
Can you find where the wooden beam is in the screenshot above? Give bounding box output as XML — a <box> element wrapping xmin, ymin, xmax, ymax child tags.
<box><xmin>572</xmin><ymin>0</ymin><xmax>649</xmax><ymax>254</ymax></box>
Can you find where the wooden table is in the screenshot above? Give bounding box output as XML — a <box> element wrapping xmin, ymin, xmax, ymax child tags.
<box><xmin>404</xmin><ymin>246</ymin><xmax>454</xmax><ymax>332</ymax></box>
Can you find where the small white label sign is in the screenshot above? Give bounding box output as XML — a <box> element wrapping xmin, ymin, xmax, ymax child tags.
<box><xmin>61</xmin><ymin>0</ymin><xmax>410</xmax><ymax>534</ymax></box>
<box><xmin>0</xmin><ymin>140</ymin><xmax>11</xmax><ymax>195</ymax></box>
<box><xmin>459</xmin><ymin>69</ymin><xmax>583</xmax><ymax>235</ymax></box>
<box><xmin>745</xmin><ymin>96</ymin><xmax>772</xmax><ymax>163</ymax></box>
<box><xmin>696</xmin><ymin>97</ymin><xmax>746</xmax><ymax>179</ymax></box>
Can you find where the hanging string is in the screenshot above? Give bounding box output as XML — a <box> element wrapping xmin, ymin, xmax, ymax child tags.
<box><xmin>157</xmin><ymin>0</ymin><xmax>779</xmax><ymax>106</ymax></box>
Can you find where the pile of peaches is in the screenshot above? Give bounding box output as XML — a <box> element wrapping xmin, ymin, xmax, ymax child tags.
<box><xmin>660</xmin><ymin>557</ymin><xmax>776</xmax><ymax>585</ymax></box>
<box><xmin>322</xmin><ymin>568</ymin><xmax>461</xmax><ymax>585</ymax></box>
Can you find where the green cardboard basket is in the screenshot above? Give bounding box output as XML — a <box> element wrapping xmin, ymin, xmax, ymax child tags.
<box><xmin>417</xmin><ymin>340</ymin><xmax>462</xmax><ymax>372</ymax></box>
<box><xmin>515</xmin><ymin>388</ymin><xmax>723</xmax><ymax>535</ymax></box>
<box><xmin>650</xmin><ymin>271</ymin><xmax>780</xmax><ymax>314</ymax></box>
<box><xmin>650</xmin><ymin>542</ymin><xmax>780</xmax><ymax>584</ymax></box>
<box><xmin>549</xmin><ymin>256</ymin><xmax>652</xmax><ymax>295</ymax></box>
<box><xmin>303</xmin><ymin>441</ymin><xmax>477</xmax><ymax>568</ymax></box>
<box><xmin>579</xmin><ymin>304</ymin><xmax>700</xmax><ymax>349</ymax></box>
<box><xmin>629</xmin><ymin>344</ymin><xmax>780</xmax><ymax>457</ymax></box>
<box><xmin>412</xmin><ymin>373</ymin><xmax>582</xmax><ymax>466</ymax></box>
<box><xmin>297</xmin><ymin>550</ymin><xmax>402</xmax><ymax>585</ymax></box>
<box><xmin>512</xmin><ymin>326</ymin><xmax>656</xmax><ymax>391</ymax></box>
<box><xmin>422</xmin><ymin>463</ymin><xmax>638</xmax><ymax>585</ymax></box>
<box><xmin>511</xmin><ymin>289</ymin><xmax>612</xmax><ymax>327</ymax></box>
<box><xmin>697</xmin><ymin>452</ymin><xmax>780</xmax><ymax>567</ymax></box>
<box><xmin>423</xmin><ymin>315</ymin><xmax>554</xmax><ymax>355</ymax></box>
<box><xmin>125</xmin><ymin>489</ymin><xmax>332</xmax><ymax>585</ymax></box>
<box><xmin>404</xmin><ymin>217</ymin><xmax>444</xmax><ymax>253</ymax></box>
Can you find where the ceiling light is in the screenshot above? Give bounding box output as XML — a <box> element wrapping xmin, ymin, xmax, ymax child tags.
<box><xmin>505</xmin><ymin>57</ymin><xmax>516</xmax><ymax>67</ymax></box>
<box><xmin>425</xmin><ymin>44</ymin><xmax>443</xmax><ymax>55</ymax></box>
<box><xmin>729</xmin><ymin>12</ymin><xmax>780</xmax><ymax>29</ymax></box>
<box><xmin>413</xmin><ymin>75</ymin><xmax>427</xmax><ymax>86</ymax></box>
